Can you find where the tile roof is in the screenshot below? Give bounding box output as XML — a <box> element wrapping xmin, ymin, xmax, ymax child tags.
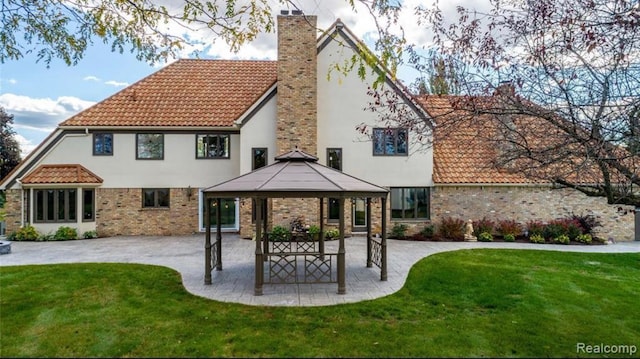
<box><xmin>21</xmin><ymin>164</ymin><xmax>103</xmax><ymax>185</ymax></box>
<box><xmin>415</xmin><ymin>95</ymin><xmax>543</xmax><ymax>185</ymax></box>
<box><xmin>60</xmin><ymin>59</ymin><xmax>277</xmax><ymax>128</ymax></box>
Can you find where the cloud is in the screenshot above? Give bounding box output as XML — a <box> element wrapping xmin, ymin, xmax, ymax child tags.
<box><xmin>83</xmin><ymin>75</ymin><xmax>101</xmax><ymax>82</ymax></box>
<box><xmin>104</xmin><ymin>80</ymin><xmax>129</xmax><ymax>87</ymax></box>
<box><xmin>8</xmin><ymin>78</ymin><xmax>17</xmax><ymax>85</ymax></box>
<box><xmin>14</xmin><ymin>134</ymin><xmax>36</xmax><ymax>158</ymax></box>
<box><xmin>0</xmin><ymin>93</ymin><xmax>95</xmax><ymax>130</ymax></box>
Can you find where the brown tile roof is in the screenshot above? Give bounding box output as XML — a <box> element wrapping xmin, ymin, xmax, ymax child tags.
<box><xmin>416</xmin><ymin>95</ymin><xmax>542</xmax><ymax>185</ymax></box>
<box><xmin>60</xmin><ymin>59</ymin><xmax>277</xmax><ymax>128</ymax></box>
<box><xmin>21</xmin><ymin>164</ymin><xmax>103</xmax><ymax>185</ymax></box>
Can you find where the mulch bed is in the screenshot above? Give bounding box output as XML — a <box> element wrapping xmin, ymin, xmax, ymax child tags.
<box><xmin>394</xmin><ymin>234</ymin><xmax>607</xmax><ymax>245</ymax></box>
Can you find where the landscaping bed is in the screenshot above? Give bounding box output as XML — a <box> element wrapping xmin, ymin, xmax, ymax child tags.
<box><xmin>388</xmin><ymin>213</ymin><xmax>608</xmax><ymax>245</ymax></box>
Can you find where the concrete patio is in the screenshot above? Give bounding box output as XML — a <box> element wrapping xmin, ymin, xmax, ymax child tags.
<box><xmin>1</xmin><ymin>234</ymin><xmax>638</xmax><ymax>306</ymax></box>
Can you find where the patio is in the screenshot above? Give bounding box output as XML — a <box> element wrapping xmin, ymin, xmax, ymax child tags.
<box><xmin>2</xmin><ymin>234</ymin><xmax>639</xmax><ymax>306</ymax></box>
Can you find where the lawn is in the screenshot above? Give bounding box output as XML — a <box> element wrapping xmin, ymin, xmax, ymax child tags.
<box><xmin>1</xmin><ymin>249</ymin><xmax>639</xmax><ymax>358</ymax></box>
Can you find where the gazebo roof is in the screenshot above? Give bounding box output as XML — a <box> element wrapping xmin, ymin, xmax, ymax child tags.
<box><xmin>203</xmin><ymin>149</ymin><xmax>389</xmax><ymax>198</ymax></box>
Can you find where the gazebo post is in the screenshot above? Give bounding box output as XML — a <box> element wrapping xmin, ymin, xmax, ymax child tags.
<box><xmin>204</xmin><ymin>196</ymin><xmax>212</xmax><ymax>285</ymax></box>
<box><xmin>366</xmin><ymin>197</ymin><xmax>372</xmax><ymax>268</ymax></box>
<box><xmin>319</xmin><ymin>197</ymin><xmax>325</xmax><ymax>258</ymax></box>
<box><xmin>262</xmin><ymin>199</ymin><xmax>268</xmax><ymax>262</ymax></box>
<box><xmin>216</xmin><ymin>198</ymin><xmax>223</xmax><ymax>271</ymax></box>
<box><xmin>338</xmin><ymin>197</ymin><xmax>346</xmax><ymax>294</ymax></box>
<box><xmin>381</xmin><ymin>196</ymin><xmax>388</xmax><ymax>281</ymax></box>
<box><xmin>254</xmin><ymin>197</ymin><xmax>264</xmax><ymax>296</ymax></box>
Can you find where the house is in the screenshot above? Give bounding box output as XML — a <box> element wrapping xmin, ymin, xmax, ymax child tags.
<box><xmin>416</xmin><ymin>95</ymin><xmax>636</xmax><ymax>241</ymax></box>
<box><xmin>1</xmin><ymin>12</ymin><xmax>635</xmax><ymax>241</ymax></box>
<box><xmin>0</xmin><ymin>13</ymin><xmax>432</xmax><ymax>238</ymax></box>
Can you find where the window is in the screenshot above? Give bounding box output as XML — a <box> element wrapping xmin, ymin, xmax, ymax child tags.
<box><xmin>251</xmin><ymin>148</ymin><xmax>268</xmax><ymax>223</ymax></box>
<box><xmin>83</xmin><ymin>189</ymin><xmax>95</xmax><ymax>221</ymax></box>
<box><xmin>143</xmin><ymin>188</ymin><xmax>170</xmax><ymax>208</ymax></box>
<box><xmin>327</xmin><ymin>148</ymin><xmax>342</xmax><ymax>170</ymax></box>
<box><xmin>197</xmin><ymin>134</ymin><xmax>230</xmax><ymax>159</ymax></box>
<box><xmin>391</xmin><ymin>187</ymin><xmax>430</xmax><ymax>219</ymax></box>
<box><xmin>327</xmin><ymin>148</ymin><xmax>342</xmax><ymax>221</ymax></box>
<box><xmin>252</xmin><ymin>148</ymin><xmax>268</xmax><ymax>169</ymax></box>
<box><xmin>328</xmin><ymin>198</ymin><xmax>340</xmax><ymax>221</ymax></box>
<box><xmin>34</xmin><ymin>189</ymin><xmax>77</xmax><ymax>222</ymax></box>
<box><xmin>373</xmin><ymin>128</ymin><xmax>408</xmax><ymax>156</ymax></box>
<box><xmin>93</xmin><ymin>133</ymin><xmax>113</xmax><ymax>155</ymax></box>
<box><xmin>136</xmin><ymin>134</ymin><xmax>164</xmax><ymax>159</ymax></box>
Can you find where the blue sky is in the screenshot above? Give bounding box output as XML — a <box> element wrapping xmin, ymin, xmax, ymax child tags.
<box><xmin>0</xmin><ymin>0</ymin><xmax>471</xmax><ymax>157</ymax></box>
<box><xmin>1</xmin><ymin>41</ymin><xmax>160</xmax><ymax>156</ymax></box>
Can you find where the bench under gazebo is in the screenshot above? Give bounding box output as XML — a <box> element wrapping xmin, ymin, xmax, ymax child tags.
<box><xmin>203</xmin><ymin>149</ymin><xmax>389</xmax><ymax>295</ymax></box>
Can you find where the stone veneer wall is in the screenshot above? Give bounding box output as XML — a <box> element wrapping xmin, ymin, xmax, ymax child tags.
<box><xmin>431</xmin><ymin>185</ymin><xmax>635</xmax><ymax>241</ymax></box>
<box><xmin>276</xmin><ymin>14</ymin><xmax>318</xmax><ymax>155</ymax></box>
<box><xmin>96</xmin><ymin>188</ymin><xmax>199</xmax><ymax>237</ymax></box>
<box><xmin>3</xmin><ymin>189</ymin><xmax>23</xmax><ymax>234</ymax></box>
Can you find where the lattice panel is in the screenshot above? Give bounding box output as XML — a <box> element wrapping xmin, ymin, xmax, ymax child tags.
<box><xmin>210</xmin><ymin>241</ymin><xmax>219</xmax><ymax>270</ymax></box>
<box><xmin>271</xmin><ymin>241</ymin><xmax>293</xmax><ymax>253</ymax></box>
<box><xmin>297</xmin><ymin>240</ymin><xmax>317</xmax><ymax>253</ymax></box>
<box><xmin>304</xmin><ymin>255</ymin><xmax>335</xmax><ymax>283</ymax></box>
<box><xmin>371</xmin><ymin>239</ymin><xmax>383</xmax><ymax>269</ymax></box>
<box><xmin>268</xmin><ymin>255</ymin><xmax>297</xmax><ymax>283</ymax></box>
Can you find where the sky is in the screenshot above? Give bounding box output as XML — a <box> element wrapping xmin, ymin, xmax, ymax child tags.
<box><xmin>0</xmin><ymin>0</ymin><xmax>477</xmax><ymax>158</ymax></box>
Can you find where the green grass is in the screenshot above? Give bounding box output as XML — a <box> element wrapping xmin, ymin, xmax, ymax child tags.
<box><xmin>1</xmin><ymin>249</ymin><xmax>639</xmax><ymax>357</ymax></box>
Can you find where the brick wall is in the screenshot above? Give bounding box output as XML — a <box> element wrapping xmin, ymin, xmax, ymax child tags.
<box><xmin>3</xmin><ymin>189</ymin><xmax>23</xmax><ymax>234</ymax></box>
<box><xmin>276</xmin><ymin>13</ymin><xmax>318</xmax><ymax>155</ymax></box>
<box><xmin>431</xmin><ymin>185</ymin><xmax>635</xmax><ymax>241</ymax></box>
<box><xmin>96</xmin><ymin>188</ymin><xmax>199</xmax><ymax>237</ymax></box>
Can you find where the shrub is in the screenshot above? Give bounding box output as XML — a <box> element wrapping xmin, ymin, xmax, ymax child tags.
<box><xmin>526</xmin><ymin>220</ymin><xmax>545</xmax><ymax>237</ymax></box>
<box><xmin>569</xmin><ymin>213</ymin><xmax>602</xmax><ymax>235</ymax></box>
<box><xmin>529</xmin><ymin>234</ymin><xmax>546</xmax><ymax>244</ymax></box>
<box><xmin>83</xmin><ymin>230</ymin><xmax>98</xmax><ymax>239</ymax></box>
<box><xmin>290</xmin><ymin>216</ymin><xmax>306</xmax><ymax>233</ymax></box>
<box><xmin>503</xmin><ymin>233</ymin><xmax>516</xmax><ymax>242</ymax></box>
<box><xmin>438</xmin><ymin>217</ymin><xmax>465</xmax><ymax>241</ymax></box>
<box><xmin>390</xmin><ymin>223</ymin><xmax>409</xmax><ymax>239</ymax></box>
<box><xmin>543</xmin><ymin>220</ymin><xmax>566</xmax><ymax>239</ymax></box>
<box><xmin>9</xmin><ymin>225</ymin><xmax>40</xmax><ymax>241</ymax></box>
<box><xmin>269</xmin><ymin>225</ymin><xmax>291</xmax><ymax>242</ymax></box>
<box><xmin>554</xmin><ymin>234</ymin><xmax>570</xmax><ymax>245</ymax></box>
<box><xmin>38</xmin><ymin>232</ymin><xmax>55</xmax><ymax>241</ymax></box>
<box><xmin>472</xmin><ymin>217</ymin><xmax>495</xmax><ymax>237</ymax></box>
<box><xmin>564</xmin><ymin>219</ymin><xmax>583</xmax><ymax>240</ymax></box>
<box><xmin>576</xmin><ymin>233</ymin><xmax>592</xmax><ymax>244</ymax></box>
<box><xmin>420</xmin><ymin>224</ymin><xmax>435</xmax><ymax>238</ymax></box>
<box><xmin>496</xmin><ymin>220</ymin><xmax>522</xmax><ymax>237</ymax></box>
<box><xmin>54</xmin><ymin>226</ymin><xmax>78</xmax><ymax>240</ymax></box>
<box><xmin>308</xmin><ymin>225</ymin><xmax>321</xmax><ymax>236</ymax></box>
<box><xmin>477</xmin><ymin>232</ymin><xmax>493</xmax><ymax>242</ymax></box>
<box><xmin>324</xmin><ymin>228</ymin><xmax>340</xmax><ymax>240</ymax></box>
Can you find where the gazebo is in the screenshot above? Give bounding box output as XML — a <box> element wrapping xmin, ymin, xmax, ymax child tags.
<box><xmin>202</xmin><ymin>149</ymin><xmax>389</xmax><ymax>295</ymax></box>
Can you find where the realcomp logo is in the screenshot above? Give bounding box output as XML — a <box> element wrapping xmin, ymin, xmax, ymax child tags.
<box><xmin>576</xmin><ymin>343</ymin><xmax>637</xmax><ymax>356</ymax></box>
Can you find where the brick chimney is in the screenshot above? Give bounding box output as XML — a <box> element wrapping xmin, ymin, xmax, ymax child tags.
<box><xmin>276</xmin><ymin>11</ymin><xmax>318</xmax><ymax>155</ymax></box>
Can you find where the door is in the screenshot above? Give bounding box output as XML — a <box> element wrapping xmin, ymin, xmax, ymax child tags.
<box><xmin>352</xmin><ymin>198</ymin><xmax>367</xmax><ymax>232</ymax></box>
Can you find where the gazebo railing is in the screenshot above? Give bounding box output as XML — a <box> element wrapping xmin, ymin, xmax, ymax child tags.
<box><xmin>370</xmin><ymin>236</ymin><xmax>383</xmax><ymax>269</ymax></box>
<box><xmin>266</xmin><ymin>252</ymin><xmax>338</xmax><ymax>284</ymax></box>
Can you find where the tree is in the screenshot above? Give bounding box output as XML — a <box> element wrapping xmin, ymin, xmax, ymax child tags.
<box><xmin>1</xmin><ymin>0</ymin><xmax>278</xmax><ymax>66</ymax></box>
<box><xmin>0</xmin><ymin>106</ymin><xmax>21</xmax><ymax>180</ymax></box>
<box><xmin>369</xmin><ymin>0</ymin><xmax>640</xmax><ymax>206</ymax></box>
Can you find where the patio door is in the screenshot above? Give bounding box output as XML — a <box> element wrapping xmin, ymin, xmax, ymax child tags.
<box><xmin>352</xmin><ymin>198</ymin><xmax>367</xmax><ymax>232</ymax></box>
<box><xmin>199</xmin><ymin>191</ymin><xmax>239</xmax><ymax>231</ymax></box>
